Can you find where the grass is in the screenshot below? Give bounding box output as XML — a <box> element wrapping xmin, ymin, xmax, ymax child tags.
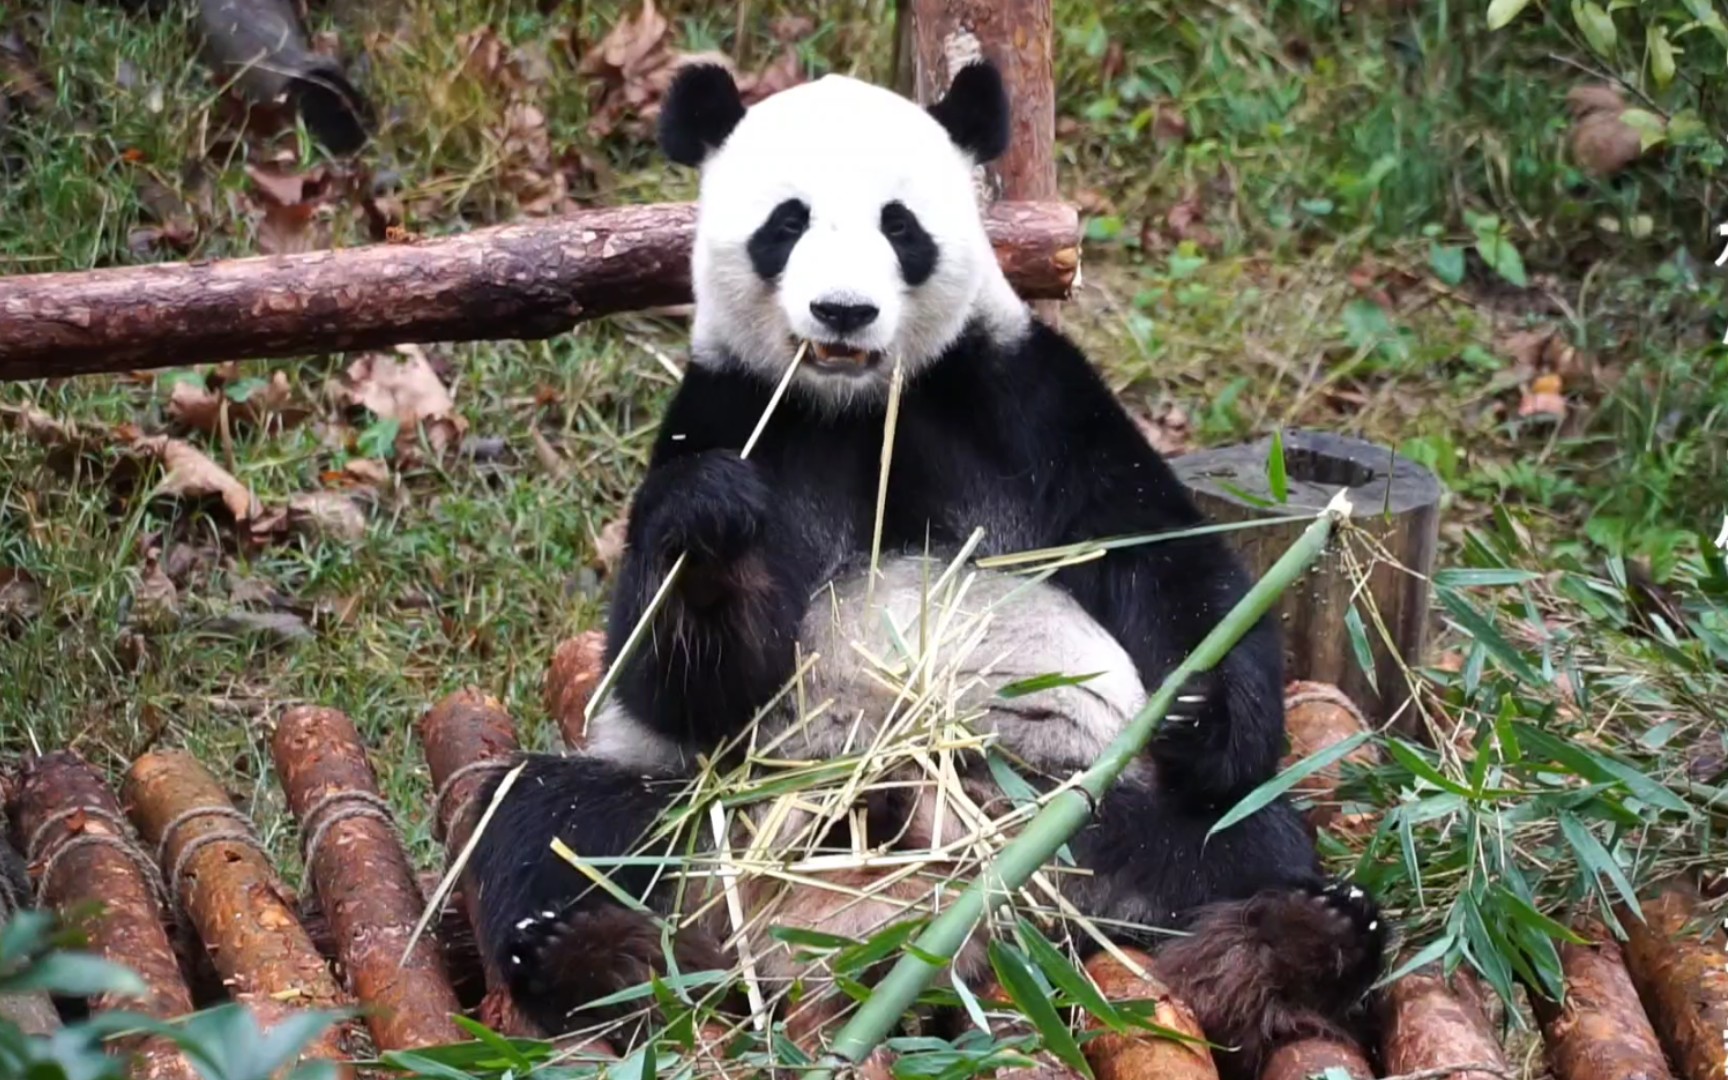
<box><xmin>3</xmin><ymin>0</ymin><xmax>1728</xmax><ymax>1075</ymax></box>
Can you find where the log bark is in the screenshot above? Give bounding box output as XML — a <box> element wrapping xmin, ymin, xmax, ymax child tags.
<box><xmin>1082</xmin><ymin>949</ymin><xmax>1219</xmax><ymax>1080</ymax></box>
<box><xmin>8</xmin><ymin>751</ymin><xmax>199</xmax><ymax>1080</ymax></box>
<box><xmin>416</xmin><ymin>688</ymin><xmax>536</xmax><ymax>1037</ymax></box>
<box><xmin>122</xmin><ymin>749</ymin><xmax>354</xmax><ymax>1071</ymax></box>
<box><xmin>0</xmin><ymin>828</ymin><xmax>61</xmax><ymax>1038</ymax></box>
<box><xmin>1257</xmin><ymin>1038</ymin><xmax>1374</xmax><ymax>1080</ymax></box>
<box><xmin>1377</xmin><ymin>962</ymin><xmax>1510</xmax><ymax>1080</ymax></box>
<box><xmin>1530</xmin><ymin>915</ymin><xmax>1673</xmax><ymax>1080</ymax></box>
<box><xmin>545</xmin><ymin>630</ymin><xmax>607</xmax><ymax>749</ymax></box>
<box><xmin>270</xmin><ymin>706</ymin><xmax>467</xmax><ymax>1051</ymax></box>
<box><xmin>1618</xmin><ymin>883</ymin><xmax>1728</xmax><ymax>1080</ymax></box>
<box><xmin>899</xmin><ymin>0</ymin><xmax>1062</xmax><ymax>325</ymax></box>
<box><xmin>1281</xmin><ymin>680</ymin><xmax>1383</xmax><ymax>836</ymax></box>
<box><xmin>1171</xmin><ymin>431</ymin><xmax>1443</xmax><ymax>736</ymax></box>
<box><xmin>0</xmin><ymin>201</ymin><xmax>1079</xmax><ymax>382</ymax></box>
<box><xmin>297</xmin><ymin>870</ymin><xmax>485</xmax><ymax>1013</ymax></box>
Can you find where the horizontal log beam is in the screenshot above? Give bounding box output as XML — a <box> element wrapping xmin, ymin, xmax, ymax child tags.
<box><xmin>0</xmin><ymin>200</ymin><xmax>1080</xmax><ymax>382</ymax></box>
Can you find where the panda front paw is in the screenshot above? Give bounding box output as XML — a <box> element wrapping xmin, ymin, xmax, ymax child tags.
<box><xmin>1290</xmin><ymin>878</ymin><xmax>1389</xmax><ymax>997</ymax></box>
<box><xmin>632</xmin><ymin>450</ymin><xmax>772</xmax><ymax>567</ymax></box>
<box><xmin>1150</xmin><ymin>670</ymin><xmax>1230</xmax><ymax>766</ymax></box>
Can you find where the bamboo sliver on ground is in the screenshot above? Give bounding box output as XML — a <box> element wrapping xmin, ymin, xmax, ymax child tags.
<box><xmin>807</xmin><ymin>489</ymin><xmax>1355</xmax><ymax>1077</ymax></box>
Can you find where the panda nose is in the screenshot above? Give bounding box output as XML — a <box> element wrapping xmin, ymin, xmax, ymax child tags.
<box><xmin>809</xmin><ymin>301</ymin><xmax>879</xmax><ymax>334</ymax></box>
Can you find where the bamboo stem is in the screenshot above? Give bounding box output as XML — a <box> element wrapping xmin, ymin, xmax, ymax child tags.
<box><xmin>808</xmin><ymin>490</ymin><xmax>1355</xmax><ymax>1077</ymax></box>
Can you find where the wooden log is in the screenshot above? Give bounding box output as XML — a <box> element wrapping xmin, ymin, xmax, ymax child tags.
<box><xmin>899</xmin><ymin>0</ymin><xmax>1061</xmax><ymax>325</ymax></box>
<box><xmin>0</xmin><ymin>201</ymin><xmax>1078</xmax><ymax>382</ymax></box>
<box><xmin>545</xmin><ymin>630</ymin><xmax>607</xmax><ymax>749</ymax></box>
<box><xmin>1377</xmin><ymin>962</ymin><xmax>1510</xmax><ymax>1080</ymax></box>
<box><xmin>1257</xmin><ymin>1038</ymin><xmax>1374</xmax><ymax>1080</ymax></box>
<box><xmin>0</xmin><ymin>824</ymin><xmax>61</xmax><ymax>1038</ymax></box>
<box><xmin>1618</xmin><ymin>883</ymin><xmax>1728</xmax><ymax>1080</ymax></box>
<box><xmin>416</xmin><ymin>689</ymin><xmax>537</xmax><ymax>1037</ymax></box>
<box><xmin>1081</xmin><ymin>949</ymin><xmax>1219</xmax><ymax>1080</ymax></box>
<box><xmin>1281</xmin><ymin>680</ymin><xmax>1383</xmax><ymax>835</ymax></box>
<box><xmin>9</xmin><ymin>752</ymin><xmax>199</xmax><ymax>1080</ymax></box>
<box><xmin>1171</xmin><ymin>430</ymin><xmax>1443</xmax><ymax>736</ymax></box>
<box><xmin>122</xmin><ymin>750</ymin><xmax>354</xmax><ymax>1071</ymax></box>
<box><xmin>1530</xmin><ymin>915</ymin><xmax>1673</xmax><ymax>1080</ymax></box>
<box><xmin>297</xmin><ymin>869</ymin><xmax>485</xmax><ymax>1012</ymax></box>
<box><xmin>270</xmin><ymin>706</ymin><xmax>466</xmax><ymax>1051</ymax></box>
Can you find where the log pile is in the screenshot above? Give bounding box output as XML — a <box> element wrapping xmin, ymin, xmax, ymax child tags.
<box><xmin>1</xmin><ymin>664</ymin><xmax>1723</xmax><ymax>1080</ymax></box>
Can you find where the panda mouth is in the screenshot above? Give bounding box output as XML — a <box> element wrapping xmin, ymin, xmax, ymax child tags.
<box><xmin>804</xmin><ymin>340</ymin><xmax>885</xmax><ymax>374</ymax></box>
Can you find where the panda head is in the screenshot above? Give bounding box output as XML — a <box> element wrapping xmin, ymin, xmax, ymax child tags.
<box><xmin>661</xmin><ymin>60</ymin><xmax>1031</xmax><ymax>409</ymax></box>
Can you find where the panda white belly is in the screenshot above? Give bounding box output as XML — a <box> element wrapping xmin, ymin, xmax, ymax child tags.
<box><xmin>582</xmin><ymin>553</ymin><xmax>1147</xmax><ymax>788</ymax></box>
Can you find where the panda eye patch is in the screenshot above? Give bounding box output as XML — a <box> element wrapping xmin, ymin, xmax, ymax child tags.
<box><xmin>746</xmin><ymin>198</ymin><xmax>811</xmax><ymax>281</ymax></box>
<box><xmin>880</xmin><ymin>201</ymin><xmax>938</xmax><ymax>287</ymax></box>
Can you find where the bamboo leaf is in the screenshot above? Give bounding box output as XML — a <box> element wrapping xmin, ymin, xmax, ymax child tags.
<box><xmin>1208</xmin><ymin>732</ymin><xmax>1373</xmax><ymax>838</ymax></box>
<box><xmin>1436</xmin><ymin>588</ymin><xmax>1540</xmax><ymax>683</ymax></box>
<box><xmin>1487</xmin><ymin>0</ymin><xmax>1535</xmax><ymax>29</ymax></box>
<box><xmin>1558</xmin><ymin>810</ymin><xmax>1644</xmax><ymax>918</ymax></box>
<box><xmin>998</xmin><ymin>672</ymin><xmax>1105</xmax><ymax>699</ymax></box>
<box><xmin>1344</xmin><ymin>604</ymin><xmax>1378</xmax><ymax>692</ymax></box>
<box><xmin>987</xmin><ymin>940</ymin><xmax>1093</xmax><ymax>1079</ymax></box>
<box><xmin>1267</xmin><ymin>430</ymin><xmax>1289</xmax><ymax>503</ymax></box>
<box><xmin>1013</xmin><ymin>918</ymin><xmax>1128</xmax><ymax>1031</ymax></box>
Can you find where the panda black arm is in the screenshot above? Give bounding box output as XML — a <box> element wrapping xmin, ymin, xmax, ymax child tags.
<box><xmin>607</xmin><ymin>363</ymin><xmax>855</xmax><ymax>749</ymax></box>
<box><xmin>995</xmin><ymin>323</ymin><xmax>1286</xmax><ymax>805</ymax></box>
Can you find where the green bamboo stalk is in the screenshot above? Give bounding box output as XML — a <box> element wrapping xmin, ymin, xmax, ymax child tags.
<box><xmin>807</xmin><ymin>490</ymin><xmax>1355</xmax><ymax>1078</ymax></box>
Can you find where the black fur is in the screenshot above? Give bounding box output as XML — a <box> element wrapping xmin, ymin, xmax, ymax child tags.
<box><xmin>881</xmin><ymin>200</ymin><xmax>939</xmax><ymax>285</ymax></box>
<box><xmin>926</xmin><ymin>61</ymin><xmax>1010</xmax><ymax>163</ymax></box>
<box><xmin>462</xmin><ymin>316</ymin><xmax>1388</xmax><ymax>1074</ymax></box>
<box><xmin>658</xmin><ymin>63</ymin><xmax>747</xmax><ymax>167</ymax></box>
<box><xmin>746</xmin><ymin>198</ymin><xmax>810</xmax><ymax>280</ymax></box>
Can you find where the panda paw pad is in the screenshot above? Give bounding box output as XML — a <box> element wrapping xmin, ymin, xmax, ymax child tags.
<box><xmin>505</xmin><ymin>906</ymin><xmax>578</xmax><ymax>988</ymax></box>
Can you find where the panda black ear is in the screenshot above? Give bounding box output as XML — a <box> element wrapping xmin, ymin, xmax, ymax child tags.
<box><xmin>659</xmin><ymin>63</ymin><xmax>746</xmax><ymax>167</ymax></box>
<box><xmin>927</xmin><ymin>60</ymin><xmax>1010</xmax><ymax>164</ymax></box>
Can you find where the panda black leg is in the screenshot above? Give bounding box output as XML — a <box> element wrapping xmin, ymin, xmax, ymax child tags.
<box><xmin>460</xmin><ymin>754</ymin><xmax>728</xmax><ymax>1037</ymax></box>
<box><xmin>1153</xmin><ymin>880</ymin><xmax>1389</xmax><ymax>1080</ymax></box>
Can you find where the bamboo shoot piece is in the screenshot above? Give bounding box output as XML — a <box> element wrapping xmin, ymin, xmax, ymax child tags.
<box><xmin>545</xmin><ymin>630</ymin><xmax>607</xmax><ymax>749</ymax></box>
<box><xmin>1082</xmin><ymin>950</ymin><xmax>1218</xmax><ymax>1080</ymax></box>
<box><xmin>9</xmin><ymin>751</ymin><xmax>199</xmax><ymax>1080</ymax></box>
<box><xmin>271</xmin><ymin>706</ymin><xmax>466</xmax><ymax>1050</ymax></box>
<box><xmin>1257</xmin><ymin>1038</ymin><xmax>1373</xmax><ymax>1080</ymax></box>
<box><xmin>1531</xmin><ymin>915</ymin><xmax>1673</xmax><ymax>1080</ymax></box>
<box><xmin>1618</xmin><ymin>883</ymin><xmax>1728</xmax><ymax>1080</ymax></box>
<box><xmin>123</xmin><ymin>750</ymin><xmax>354</xmax><ymax>1071</ymax></box>
<box><xmin>1377</xmin><ymin>962</ymin><xmax>1509</xmax><ymax>1080</ymax></box>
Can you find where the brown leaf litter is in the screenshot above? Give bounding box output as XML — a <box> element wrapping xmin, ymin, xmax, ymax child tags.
<box><xmin>165</xmin><ymin>368</ymin><xmax>309</xmax><ymax>436</ymax></box>
<box><xmin>577</xmin><ymin>0</ymin><xmax>806</xmax><ymax>144</ymax></box>
<box><xmin>1500</xmin><ymin>326</ymin><xmax>1591</xmax><ymax>422</ymax></box>
<box><xmin>1567</xmin><ymin>85</ymin><xmax>1648</xmax><ymax>178</ymax></box>
<box><xmin>335</xmin><ymin>344</ymin><xmax>467</xmax><ymax>460</ymax></box>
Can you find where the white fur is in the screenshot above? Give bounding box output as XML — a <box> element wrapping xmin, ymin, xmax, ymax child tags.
<box><xmin>587</xmin><ymin>556</ymin><xmax>1145</xmax><ymax>782</ymax></box>
<box><xmin>688</xmin><ymin>73</ymin><xmax>1030</xmax><ymax>411</ymax></box>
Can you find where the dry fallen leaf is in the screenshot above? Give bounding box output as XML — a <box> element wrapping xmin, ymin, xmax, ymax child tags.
<box><xmin>1165</xmin><ymin>196</ymin><xmax>1218</xmax><ymax>250</ymax></box>
<box><xmin>1566</xmin><ymin>85</ymin><xmax>1645</xmax><ymax>177</ymax></box>
<box><xmin>134</xmin><ymin>561</ymin><xmax>180</xmax><ymax>626</ymax></box>
<box><xmin>596</xmin><ymin>516</ymin><xmax>629</xmax><ymax>577</ymax></box>
<box><xmin>339</xmin><ymin>346</ymin><xmax>467</xmax><ymax>459</ymax></box>
<box><xmin>287</xmin><ymin>491</ymin><xmax>368</xmax><ymax>543</ymax></box>
<box><xmin>1132</xmin><ymin>403</ymin><xmax>1192</xmax><ymax>458</ymax></box>
<box><xmin>0</xmin><ymin>568</ymin><xmax>43</xmax><ymax>626</ymax></box>
<box><xmin>167</xmin><ymin>370</ymin><xmax>304</xmax><ymax>435</ymax></box>
<box><xmin>134</xmin><ymin>435</ymin><xmax>259</xmax><ymax>522</ymax></box>
<box><xmin>1517</xmin><ymin>372</ymin><xmax>1567</xmax><ymax>419</ymax></box>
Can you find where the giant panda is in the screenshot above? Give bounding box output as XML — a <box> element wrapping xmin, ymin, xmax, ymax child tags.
<box><xmin>460</xmin><ymin>59</ymin><xmax>1388</xmax><ymax>1078</ymax></box>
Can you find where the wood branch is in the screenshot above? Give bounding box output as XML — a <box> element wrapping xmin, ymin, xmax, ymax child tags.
<box><xmin>1617</xmin><ymin>882</ymin><xmax>1728</xmax><ymax>1080</ymax></box>
<box><xmin>1377</xmin><ymin>962</ymin><xmax>1510</xmax><ymax>1080</ymax></box>
<box><xmin>298</xmin><ymin>869</ymin><xmax>485</xmax><ymax>1013</ymax></box>
<box><xmin>545</xmin><ymin>630</ymin><xmax>606</xmax><ymax>749</ymax></box>
<box><xmin>9</xmin><ymin>752</ymin><xmax>199</xmax><ymax>1080</ymax></box>
<box><xmin>899</xmin><ymin>0</ymin><xmax>1062</xmax><ymax>325</ymax></box>
<box><xmin>1172</xmin><ymin>431</ymin><xmax>1443</xmax><ymax>736</ymax></box>
<box><xmin>122</xmin><ymin>750</ymin><xmax>354</xmax><ymax>1072</ymax></box>
<box><xmin>1082</xmin><ymin>950</ymin><xmax>1219</xmax><ymax>1080</ymax></box>
<box><xmin>416</xmin><ymin>688</ymin><xmax>537</xmax><ymax>1037</ymax></box>
<box><xmin>1530</xmin><ymin>914</ymin><xmax>1673</xmax><ymax>1080</ymax></box>
<box><xmin>1258</xmin><ymin>1038</ymin><xmax>1374</xmax><ymax>1080</ymax></box>
<box><xmin>270</xmin><ymin>706</ymin><xmax>467</xmax><ymax>1051</ymax></box>
<box><xmin>0</xmin><ymin>201</ymin><xmax>1079</xmax><ymax>382</ymax></box>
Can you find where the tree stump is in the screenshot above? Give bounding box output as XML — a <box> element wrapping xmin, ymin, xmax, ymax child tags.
<box><xmin>1171</xmin><ymin>430</ymin><xmax>1443</xmax><ymax>735</ymax></box>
